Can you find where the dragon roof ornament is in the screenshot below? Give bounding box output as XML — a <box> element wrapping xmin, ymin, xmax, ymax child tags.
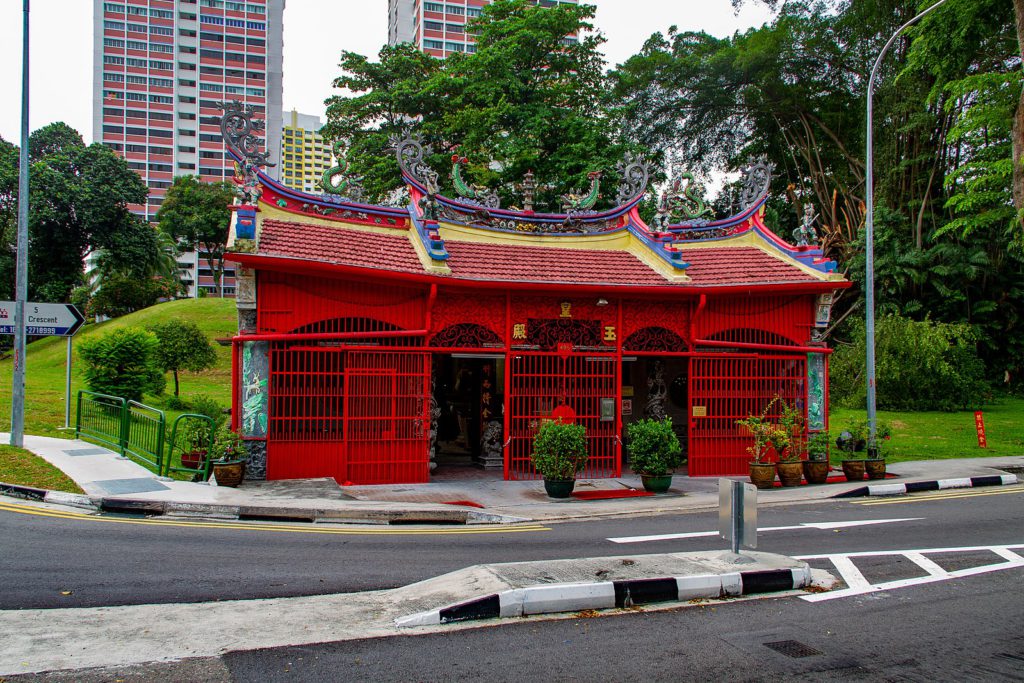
<box><xmin>739</xmin><ymin>157</ymin><xmax>774</xmax><ymax>208</ymax></box>
<box><xmin>615</xmin><ymin>153</ymin><xmax>653</xmax><ymax>205</ymax></box>
<box><xmin>320</xmin><ymin>140</ymin><xmax>366</xmax><ymax>203</ymax></box>
<box><xmin>216</xmin><ymin>100</ymin><xmax>275</xmax><ymax>205</ymax></box>
<box><xmin>217</xmin><ymin>100</ymin><xmax>275</xmax><ymax>169</ymax></box>
<box><xmin>390</xmin><ymin>129</ymin><xmax>438</xmax><ymax>189</ymax></box>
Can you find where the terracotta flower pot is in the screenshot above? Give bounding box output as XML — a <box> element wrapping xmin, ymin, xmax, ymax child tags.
<box><xmin>749</xmin><ymin>462</ymin><xmax>776</xmax><ymax>490</ymax></box>
<box><xmin>803</xmin><ymin>460</ymin><xmax>830</xmax><ymax>485</ymax></box>
<box><xmin>865</xmin><ymin>459</ymin><xmax>886</xmax><ymax>480</ymax></box>
<box><xmin>841</xmin><ymin>459</ymin><xmax>867</xmax><ymax>482</ymax></box>
<box><xmin>776</xmin><ymin>460</ymin><xmax>804</xmax><ymax>487</ymax></box>
<box><xmin>212</xmin><ymin>460</ymin><xmax>246</xmax><ymax>487</ymax></box>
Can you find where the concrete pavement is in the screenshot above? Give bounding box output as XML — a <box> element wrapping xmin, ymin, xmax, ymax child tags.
<box><xmin>2</xmin><ymin>433</ymin><xmax>1022</xmax><ymax>524</ymax></box>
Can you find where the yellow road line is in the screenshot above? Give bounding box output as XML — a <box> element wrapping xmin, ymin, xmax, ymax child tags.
<box><xmin>0</xmin><ymin>501</ymin><xmax>549</xmax><ymax>535</ymax></box>
<box><xmin>853</xmin><ymin>486</ymin><xmax>1024</xmax><ymax>506</ymax></box>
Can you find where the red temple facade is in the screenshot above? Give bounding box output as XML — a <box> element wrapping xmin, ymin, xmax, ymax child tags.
<box><xmin>219</xmin><ymin>105</ymin><xmax>848</xmax><ymax>484</ymax></box>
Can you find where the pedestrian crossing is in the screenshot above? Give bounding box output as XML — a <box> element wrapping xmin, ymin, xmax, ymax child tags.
<box><xmin>796</xmin><ymin>543</ymin><xmax>1024</xmax><ymax>602</ymax></box>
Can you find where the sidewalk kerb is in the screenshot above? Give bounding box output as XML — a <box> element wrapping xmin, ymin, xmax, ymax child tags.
<box><xmin>395</xmin><ymin>564</ymin><xmax>809</xmax><ymax>628</ymax></box>
<box><xmin>938</xmin><ymin>477</ymin><xmax>972</xmax><ymax>490</ymax></box>
<box><xmin>833</xmin><ymin>472</ymin><xmax>1019</xmax><ymax>498</ymax></box>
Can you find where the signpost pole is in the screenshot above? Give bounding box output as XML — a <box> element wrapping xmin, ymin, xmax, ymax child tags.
<box><xmin>64</xmin><ymin>336</ymin><xmax>72</xmax><ymax>429</ymax></box>
<box><xmin>11</xmin><ymin>0</ymin><xmax>30</xmax><ymax>448</ymax></box>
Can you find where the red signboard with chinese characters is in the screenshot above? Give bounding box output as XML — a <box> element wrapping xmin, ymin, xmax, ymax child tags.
<box><xmin>974</xmin><ymin>411</ymin><xmax>987</xmax><ymax>448</ymax></box>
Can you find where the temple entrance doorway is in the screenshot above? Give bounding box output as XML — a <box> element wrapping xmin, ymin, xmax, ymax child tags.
<box><xmin>430</xmin><ymin>354</ymin><xmax>505</xmax><ymax>475</ymax></box>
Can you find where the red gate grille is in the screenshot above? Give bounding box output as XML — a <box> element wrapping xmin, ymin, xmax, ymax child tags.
<box><xmin>266</xmin><ymin>347</ymin><xmax>430</xmax><ymax>484</ymax></box>
<box><xmin>507</xmin><ymin>353</ymin><xmax>620</xmax><ymax>480</ymax></box>
<box><xmin>345</xmin><ymin>351</ymin><xmax>431</xmax><ymax>484</ymax></box>
<box><xmin>688</xmin><ymin>355</ymin><xmax>806</xmax><ymax>476</ymax></box>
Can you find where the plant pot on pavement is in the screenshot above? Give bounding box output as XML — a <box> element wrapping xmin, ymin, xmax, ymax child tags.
<box><xmin>776</xmin><ymin>460</ymin><xmax>804</xmax><ymax>487</ymax></box>
<box><xmin>841</xmin><ymin>459</ymin><xmax>867</xmax><ymax>482</ymax></box>
<box><xmin>543</xmin><ymin>478</ymin><xmax>575</xmax><ymax>499</ymax></box>
<box><xmin>640</xmin><ymin>474</ymin><xmax>673</xmax><ymax>493</ymax></box>
<box><xmin>803</xmin><ymin>460</ymin><xmax>830</xmax><ymax>485</ymax></box>
<box><xmin>865</xmin><ymin>458</ymin><xmax>886</xmax><ymax>480</ymax></box>
<box><xmin>212</xmin><ymin>459</ymin><xmax>245</xmax><ymax>487</ymax></box>
<box><xmin>749</xmin><ymin>462</ymin><xmax>776</xmax><ymax>490</ymax></box>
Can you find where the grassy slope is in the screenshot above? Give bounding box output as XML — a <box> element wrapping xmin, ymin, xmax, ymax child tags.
<box><xmin>0</xmin><ymin>445</ymin><xmax>84</xmax><ymax>493</ymax></box>
<box><xmin>0</xmin><ymin>298</ymin><xmax>237</xmax><ymax>439</ymax></box>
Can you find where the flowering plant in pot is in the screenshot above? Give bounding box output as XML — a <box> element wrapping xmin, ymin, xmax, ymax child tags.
<box><xmin>209</xmin><ymin>426</ymin><xmax>249</xmax><ymax>487</ymax></box>
<box><xmin>736</xmin><ymin>397</ymin><xmax>781</xmax><ymax>490</ymax></box>
<box><xmin>626</xmin><ymin>417</ymin><xmax>683</xmax><ymax>493</ymax></box>
<box><xmin>774</xmin><ymin>401</ymin><xmax>805</xmax><ymax>487</ymax></box>
<box><xmin>531</xmin><ymin>419</ymin><xmax>588</xmax><ymax>498</ymax></box>
<box><xmin>804</xmin><ymin>430</ymin><xmax>831</xmax><ymax>484</ymax></box>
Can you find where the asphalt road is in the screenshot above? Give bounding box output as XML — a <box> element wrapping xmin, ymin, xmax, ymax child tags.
<box><xmin>1</xmin><ymin>485</ymin><xmax>1022</xmax><ymax>609</ymax></box>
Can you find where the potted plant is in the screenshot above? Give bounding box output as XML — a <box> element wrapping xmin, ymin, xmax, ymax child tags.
<box><xmin>774</xmin><ymin>401</ymin><xmax>804</xmax><ymax>487</ymax></box>
<box><xmin>176</xmin><ymin>418</ymin><xmax>213</xmax><ymax>471</ymax></box>
<box><xmin>865</xmin><ymin>421</ymin><xmax>892</xmax><ymax>480</ymax></box>
<box><xmin>209</xmin><ymin>426</ymin><xmax>249</xmax><ymax>487</ymax></box>
<box><xmin>626</xmin><ymin>417</ymin><xmax>683</xmax><ymax>493</ymax></box>
<box><xmin>736</xmin><ymin>398</ymin><xmax>780</xmax><ymax>490</ymax></box>
<box><xmin>531</xmin><ymin>419</ymin><xmax>588</xmax><ymax>498</ymax></box>
<box><xmin>804</xmin><ymin>430</ymin><xmax>831</xmax><ymax>484</ymax></box>
<box><xmin>837</xmin><ymin>419</ymin><xmax>869</xmax><ymax>481</ymax></box>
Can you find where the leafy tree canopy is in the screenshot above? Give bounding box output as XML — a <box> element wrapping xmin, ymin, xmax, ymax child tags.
<box><xmin>148</xmin><ymin>320</ymin><xmax>218</xmax><ymax>397</ymax></box>
<box><xmin>157</xmin><ymin>175</ymin><xmax>234</xmax><ymax>297</ymax></box>
<box><xmin>323</xmin><ymin>0</ymin><xmax>641</xmax><ymax>208</ymax></box>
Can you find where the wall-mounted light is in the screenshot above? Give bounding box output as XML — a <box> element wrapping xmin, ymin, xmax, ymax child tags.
<box><xmin>596</xmin><ymin>298</ymin><xmax>609</xmax><ymax>307</ymax></box>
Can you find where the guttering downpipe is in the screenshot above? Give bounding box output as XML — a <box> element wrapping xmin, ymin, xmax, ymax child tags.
<box><xmin>425</xmin><ymin>283</ymin><xmax>438</xmax><ymax>331</ymax></box>
<box><xmin>688</xmin><ymin>294</ymin><xmax>707</xmax><ymax>350</ymax></box>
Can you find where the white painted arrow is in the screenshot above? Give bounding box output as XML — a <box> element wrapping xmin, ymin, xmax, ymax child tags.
<box><xmin>607</xmin><ymin>517</ymin><xmax>923</xmax><ymax>544</ymax></box>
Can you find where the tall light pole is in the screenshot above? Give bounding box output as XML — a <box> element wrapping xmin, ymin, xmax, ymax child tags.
<box><xmin>11</xmin><ymin>0</ymin><xmax>30</xmax><ymax>448</ymax></box>
<box><xmin>864</xmin><ymin>0</ymin><xmax>952</xmax><ymax>453</ymax></box>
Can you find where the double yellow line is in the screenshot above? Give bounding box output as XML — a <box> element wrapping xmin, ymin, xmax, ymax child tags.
<box><xmin>0</xmin><ymin>500</ymin><xmax>549</xmax><ymax>536</ymax></box>
<box><xmin>854</xmin><ymin>484</ymin><xmax>1024</xmax><ymax>506</ymax></box>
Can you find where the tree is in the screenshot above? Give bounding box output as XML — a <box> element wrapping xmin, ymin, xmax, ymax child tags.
<box><xmin>157</xmin><ymin>175</ymin><xmax>234</xmax><ymax>297</ymax></box>
<box><xmin>78</xmin><ymin>327</ymin><xmax>165</xmax><ymax>402</ymax></box>
<box><xmin>323</xmin><ymin>0</ymin><xmax>638</xmax><ymax>208</ymax></box>
<box><xmin>23</xmin><ymin>123</ymin><xmax>148</xmax><ymax>301</ymax></box>
<box><xmin>148</xmin><ymin>320</ymin><xmax>218</xmax><ymax>397</ymax></box>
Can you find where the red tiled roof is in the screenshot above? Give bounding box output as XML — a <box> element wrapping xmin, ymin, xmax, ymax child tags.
<box><xmin>681</xmin><ymin>247</ymin><xmax>815</xmax><ymax>286</ymax></box>
<box><xmin>443</xmin><ymin>240</ymin><xmax>671</xmax><ymax>286</ymax></box>
<box><xmin>250</xmin><ymin>220</ymin><xmax>821</xmax><ymax>288</ymax></box>
<box><xmin>257</xmin><ymin>219</ymin><xmax>424</xmax><ymax>274</ymax></box>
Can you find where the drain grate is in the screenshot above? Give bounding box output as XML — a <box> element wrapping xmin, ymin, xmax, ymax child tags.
<box><xmin>763</xmin><ymin>640</ymin><xmax>823</xmax><ymax>658</ymax></box>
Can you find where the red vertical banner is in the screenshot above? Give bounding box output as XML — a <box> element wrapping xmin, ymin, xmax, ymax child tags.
<box><xmin>974</xmin><ymin>410</ymin><xmax>987</xmax><ymax>448</ymax></box>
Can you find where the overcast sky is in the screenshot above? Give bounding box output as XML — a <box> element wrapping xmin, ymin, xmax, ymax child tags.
<box><xmin>0</xmin><ymin>1</ymin><xmax>773</xmax><ymax>143</ymax></box>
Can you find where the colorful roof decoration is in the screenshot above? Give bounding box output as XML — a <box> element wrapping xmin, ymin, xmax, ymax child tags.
<box><xmin>219</xmin><ymin>101</ymin><xmax>845</xmax><ymax>293</ymax></box>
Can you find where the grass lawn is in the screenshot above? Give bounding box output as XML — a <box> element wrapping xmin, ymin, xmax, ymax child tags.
<box><xmin>0</xmin><ymin>297</ymin><xmax>237</xmax><ymax>440</ymax></box>
<box><xmin>831</xmin><ymin>397</ymin><xmax>1024</xmax><ymax>463</ymax></box>
<box><xmin>0</xmin><ymin>445</ymin><xmax>84</xmax><ymax>493</ymax></box>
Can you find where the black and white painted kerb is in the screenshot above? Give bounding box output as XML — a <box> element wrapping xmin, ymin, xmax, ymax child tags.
<box><xmin>395</xmin><ymin>566</ymin><xmax>813</xmax><ymax>627</ymax></box>
<box><xmin>835</xmin><ymin>473</ymin><xmax>1018</xmax><ymax>498</ymax></box>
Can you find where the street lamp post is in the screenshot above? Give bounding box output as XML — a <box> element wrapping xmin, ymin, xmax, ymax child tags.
<box><xmin>864</xmin><ymin>0</ymin><xmax>952</xmax><ymax>453</ymax></box>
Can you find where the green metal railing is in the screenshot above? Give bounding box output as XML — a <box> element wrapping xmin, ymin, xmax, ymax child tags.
<box><xmin>123</xmin><ymin>400</ymin><xmax>166</xmax><ymax>473</ymax></box>
<box><xmin>164</xmin><ymin>413</ymin><xmax>216</xmax><ymax>481</ymax></box>
<box><xmin>76</xmin><ymin>391</ymin><xmax>169</xmax><ymax>476</ymax></box>
<box><xmin>76</xmin><ymin>391</ymin><xmax>128</xmax><ymax>454</ymax></box>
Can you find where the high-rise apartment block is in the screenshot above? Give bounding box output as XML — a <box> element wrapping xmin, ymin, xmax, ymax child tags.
<box><xmin>93</xmin><ymin>0</ymin><xmax>285</xmax><ymax>223</ymax></box>
<box><xmin>281</xmin><ymin>110</ymin><xmax>335</xmax><ymax>195</ymax></box>
<box><xmin>388</xmin><ymin>0</ymin><xmax>578</xmax><ymax>58</ymax></box>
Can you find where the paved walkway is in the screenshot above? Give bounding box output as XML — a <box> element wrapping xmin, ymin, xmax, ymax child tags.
<box><xmin>5</xmin><ymin>433</ymin><xmax>1023</xmax><ymax>523</ymax></box>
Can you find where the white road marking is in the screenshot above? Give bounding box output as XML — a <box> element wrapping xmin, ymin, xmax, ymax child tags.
<box><xmin>607</xmin><ymin>517</ymin><xmax>923</xmax><ymax>544</ymax></box>
<box><xmin>798</xmin><ymin>543</ymin><xmax>1024</xmax><ymax>602</ymax></box>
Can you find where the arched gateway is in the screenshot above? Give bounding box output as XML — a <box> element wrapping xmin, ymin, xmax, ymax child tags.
<box><xmin>220</xmin><ymin>102</ymin><xmax>848</xmax><ymax>485</ymax></box>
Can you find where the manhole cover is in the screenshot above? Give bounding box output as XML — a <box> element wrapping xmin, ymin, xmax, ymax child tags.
<box><xmin>763</xmin><ymin>640</ymin><xmax>823</xmax><ymax>658</ymax></box>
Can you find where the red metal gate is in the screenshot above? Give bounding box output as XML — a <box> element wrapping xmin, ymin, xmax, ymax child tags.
<box><xmin>688</xmin><ymin>355</ymin><xmax>807</xmax><ymax>476</ymax></box>
<box><xmin>506</xmin><ymin>352</ymin><xmax>620</xmax><ymax>480</ymax></box>
<box><xmin>267</xmin><ymin>347</ymin><xmax>430</xmax><ymax>484</ymax></box>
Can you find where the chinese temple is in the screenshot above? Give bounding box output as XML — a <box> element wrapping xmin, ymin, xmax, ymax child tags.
<box><xmin>219</xmin><ymin>102</ymin><xmax>849</xmax><ymax>484</ymax></box>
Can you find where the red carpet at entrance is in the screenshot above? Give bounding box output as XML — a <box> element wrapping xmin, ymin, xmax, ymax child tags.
<box><xmin>571</xmin><ymin>489</ymin><xmax>655</xmax><ymax>500</ymax></box>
